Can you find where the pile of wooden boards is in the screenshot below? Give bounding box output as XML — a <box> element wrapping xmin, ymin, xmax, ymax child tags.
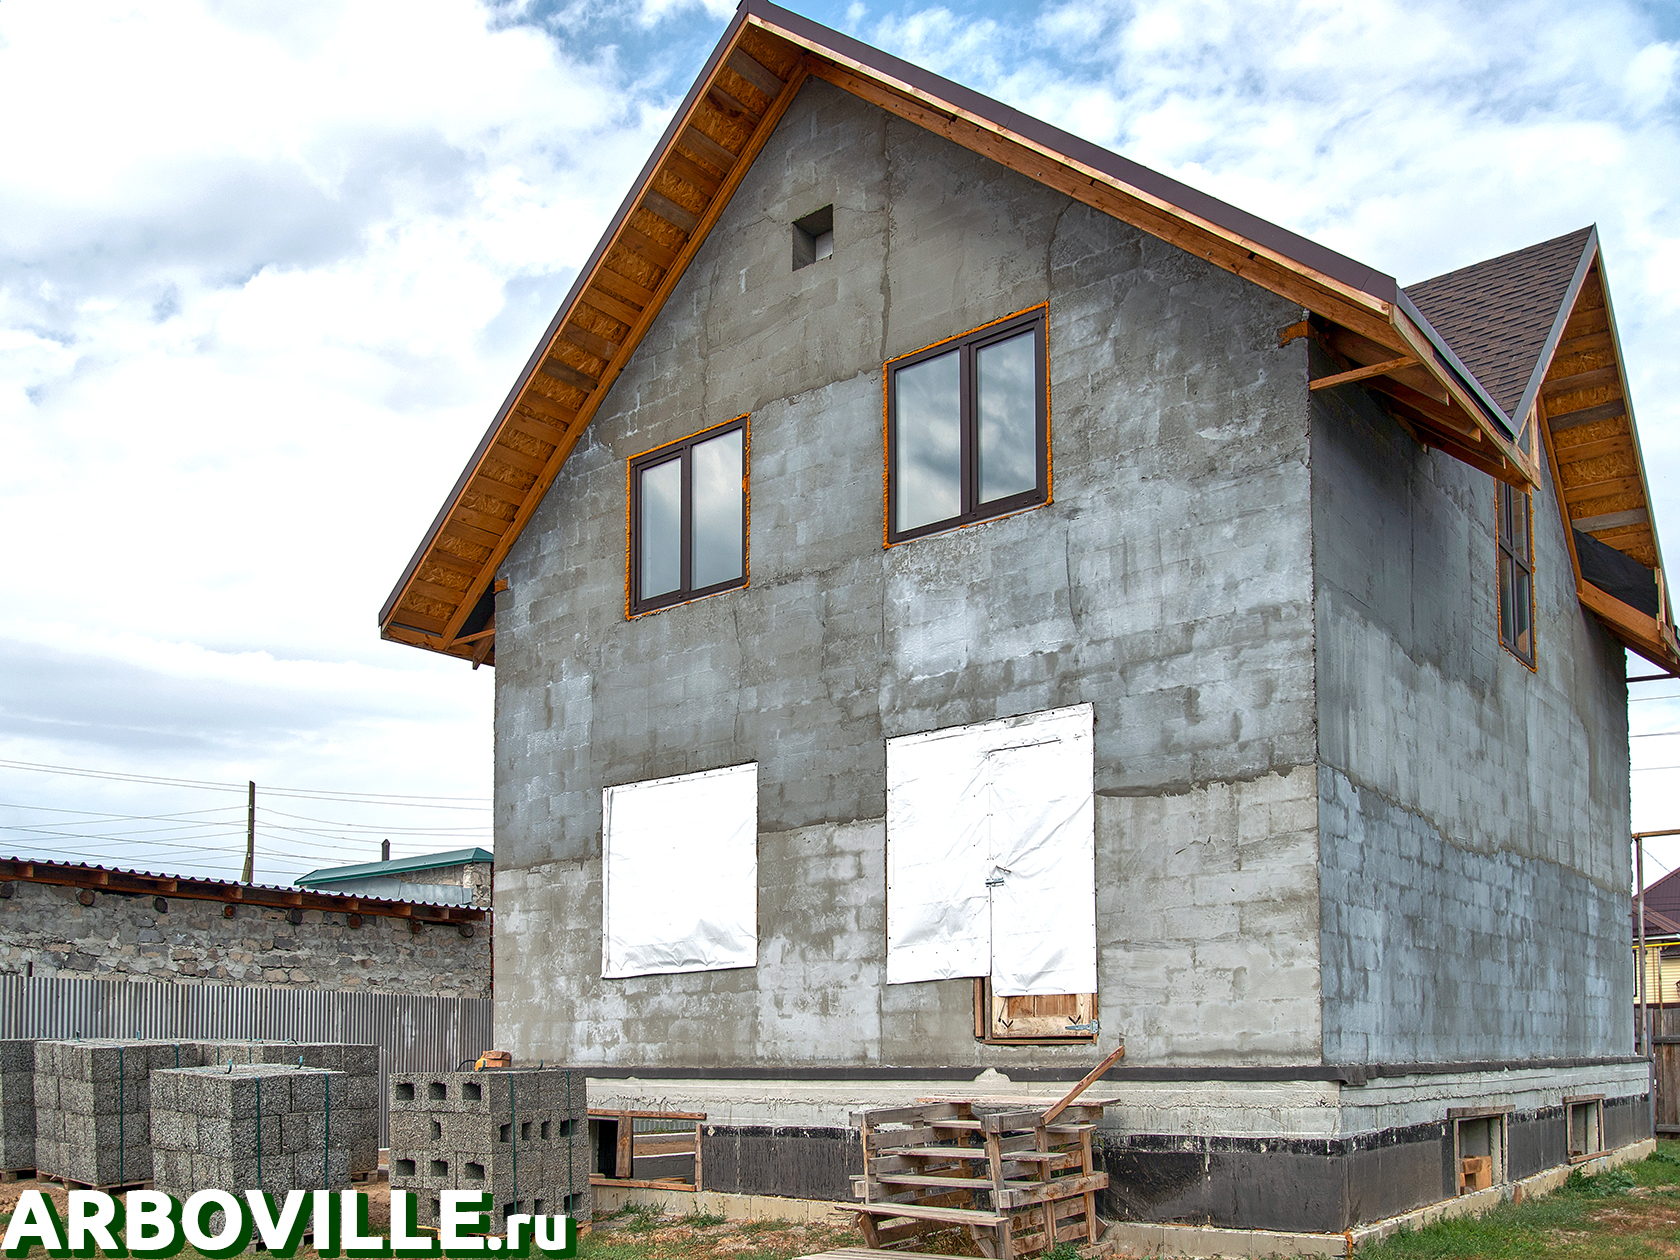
<box><xmin>850</xmin><ymin>1099</ymin><xmax>1107</xmax><ymax>1258</ymax></box>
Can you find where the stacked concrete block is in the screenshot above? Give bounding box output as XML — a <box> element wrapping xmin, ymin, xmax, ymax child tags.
<box><xmin>191</xmin><ymin>1041</ymin><xmax>379</xmax><ymax>1175</ymax></box>
<box><xmin>1</xmin><ymin>1040</ymin><xmax>35</xmax><ymax>1172</ymax></box>
<box><xmin>389</xmin><ymin>1069</ymin><xmax>590</xmax><ymax>1231</ymax></box>
<box><xmin>33</xmin><ymin>1040</ymin><xmax>185</xmax><ymax>1187</ymax></box>
<box><xmin>150</xmin><ymin>1064</ymin><xmax>350</xmax><ymax>1198</ymax></box>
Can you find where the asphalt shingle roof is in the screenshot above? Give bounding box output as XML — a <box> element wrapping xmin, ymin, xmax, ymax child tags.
<box><xmin>1404</xmin><ymin>226</ymin><xmax>1594</xmax><ymax>420</ymax></box>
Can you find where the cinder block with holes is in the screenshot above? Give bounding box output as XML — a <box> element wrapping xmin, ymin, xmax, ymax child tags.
<box><xmin>388</xmin><ymin>1068</ymin><xmax>591</xmax><ymax>1231</ymax></box>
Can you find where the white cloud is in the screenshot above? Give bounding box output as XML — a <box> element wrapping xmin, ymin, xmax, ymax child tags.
<box><xmin>4</xmin><ymin>0</ymin><xmax>1680</xmax><ymax>885</ymax></box>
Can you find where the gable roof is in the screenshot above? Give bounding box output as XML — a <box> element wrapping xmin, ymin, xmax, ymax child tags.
<box><xmin>379</xmin><ymin>0</ymin><xmax>1672</xmax><ymax>674</ymax></box>
<box><xmin>1407</xmin><ymin>227</ymin><xmax>1594</xmax><ymax>421</ymax></box>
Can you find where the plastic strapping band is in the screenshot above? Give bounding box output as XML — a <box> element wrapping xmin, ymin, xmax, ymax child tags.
<box><xmin>257</xmin><ymin>1074</ymin><xmax>263</xmax><ymax>1187</ymax></box>
<box><xmin>566</xmin><ymin>1070</ymin><xmax>574</xmax><ymax>1211</ymax></box>
<box><xmin>324</xmin><ymin>1073</ymin><xmax>331</xmax><ymax>1189</ymax></box>
<box><xmin>118</xmin><ymin>1046</ymin><xmax>125</xmax><ymax>1189</ymax></box>
<box><xmin>510</xmin><ymin>1075</ymin><xmax>518</xmax><ymax>1218</ymax></box>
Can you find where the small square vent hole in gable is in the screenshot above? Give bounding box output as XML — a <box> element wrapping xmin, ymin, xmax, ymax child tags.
<box><xmin>793</xmin><ymin>206</ymin><xmax>834</xmax><ymax>270</ymax></box>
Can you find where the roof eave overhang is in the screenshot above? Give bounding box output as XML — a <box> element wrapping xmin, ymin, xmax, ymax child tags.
<box><xmin>378</xmin><ymin>0</ymin><xmax>1568</xmax><ymax>663</ymax></box>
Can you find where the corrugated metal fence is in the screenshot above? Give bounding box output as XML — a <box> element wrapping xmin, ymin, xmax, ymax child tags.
<box><xmin>0</xmin><ymin>975</ymin><xmax>493</xmax><ymax>1146</ymax></box>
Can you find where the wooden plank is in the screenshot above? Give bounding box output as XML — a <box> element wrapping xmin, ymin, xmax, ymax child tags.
<box><xmin>587</xmin><ymin>1109</ymin><xmax>707</xmax><ymax>1121</ymax></box>
<box><xmin>850</xmin><ymin>1203</ymin><xmax>1007</xmax><ymax>1226</ymax></box>
<box><xmin>1574</xmin><ymin>508</ymin><xmax>1649</xmax><ymax>533</ymax></box>
<box><xmin>563</xmin><ymin>323</ymin><xmax>621</xmax><ymax>361</ymax></box>
<box><xmin>469</xmin><ymin>475</ymin><xmax>527</xmax><ymax>508</ymax></box>
<box><xmin>503</xmin><ymin>414</ymin><xmax>568</xmax><ymax>448</ymax></box>
<box><xmin>1308</xmin><ymin>355</ymin><xmax>1421</xmax><ymax>391</ymax></box>
<box><xmin>590</xmin><ymin>266</ymin><xmax>658</xmax><ymax>311</ymax></box>
<box><xmin>725</xmin><ymin>47</ymin><xmax>786</xmax><ymax>98</ymax></box>
<box><xmin>579</xmin><ymin>289</ymin><xmax>644</xmax><ymax>329</ymax></box>
<box><xmin>679</xmin><ymin>124</ymin><xmax>740</xmax><ymax>173</ymax></box>
<box><xmin>999</xmin><ymin>1172</ymin><xmax>1107</xmax><ymax>1208</ymax></box>
<box><xmin>979</xmin><ymin>1110</ymin><xmax>1047</xmax><ymax>1134</ymax></box>
<box><xmin>854</xmin><ymin>1103</ymin><xmax>965</xmax><ymax>1126</ymax></box>
<box><xmin>539</xmin><ymin>356</ymin><xmax>599</xmax><ymax>393</ymax></box>
<box><xmin>513</xmin><ymin>389</ymin><xmax>578</xmax><ymax>426</ymax></box>
<box><xmin>1365</xmin><ymin>378</ymin><xmax>1480</xmax><ymax>439</ymax></box>
<box><xmin>1553</xmin><ymin>330</ymin><xmax>1614</xmax><ymax>359</ymax></box>
<box><xmin>408</xmin><ymin>578</ymin><xmax>471</xmax><ymax>605</ymax></box>
<box><xmin>1562</xmin><ymin>475</ymin><xmax>1643</xmax><ymax>505</ymax></box>
<box><xmin>1042</xmin><ymin>1045</ymin><xmax>1126</xmax><ymax>1124</ymax></box>
<box><xmin>427</xmin><ymin>550</ymin><xmax>481</xmax><ymax>576</ymax></box>
<box><xmin>1552</xmin><ymin>435</ymin><xmax>1633</xmax><ymax>464</ymax></box>
<box><xmin>708</xmin><ymin>84</ymin><xmax>762</xmax><ymax>124</ymax></box>
<box><xmin>618</xmin><ymin>223</ymin><xmax>680</xmax><ymax>271</ymax></box>
<box><xmin>660</xmin><ymin>149</ymin><xmax>722</xmax><ymax>199</ymax></box>
<box><xmin>1578</xmin><ymin>580</ymin><xmax>1678</xmax><ymax>673</ymax></box>
<box><xmin>1550</xmin><ymin>398</ymin><xmax>1627</xmax><ymax>431</ymax></box>
<box><xmin>1542</xmin><ymin>365</ymin><xmax>1621</xmax><ymax>399</ymax></box>
<box><xmin>441</xmin><ymin>518</ymin><xmax>505</xmax><ymax>550</ymax></box>
<box><xmin>642</xmin><ymin>190</ymin><xmax>699</xmax><ymax>235</ymax></box>
<box><xmin>454</xmin><ymin>505</ymin><xmax>515</xmax><ymax>535</ymax></box>
<box><xmin>387</xmin><ymin>610</ymin><xmax>448</xmax><ymax>634</ymax></box>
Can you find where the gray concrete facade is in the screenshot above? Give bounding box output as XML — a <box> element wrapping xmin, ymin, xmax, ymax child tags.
<box><xmin>496</xmin><ymin>77</ymin><xmax>1320</xmax><ymax>1072</ymax></box>
<box><xmin>1310</xmin><ymin>369</ymin><xmax>1633</xmax><ymax>1064</ymax></box>
<box><xmin>486</xmin><ymin>75</ymin><xmax>1645</xmax><ymax>1229</ymax></box>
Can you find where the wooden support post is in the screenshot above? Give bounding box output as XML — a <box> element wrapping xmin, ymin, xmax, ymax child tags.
<box><xmin>242</xmin><ymin>782</ymin><xmax>255</xmax><ymax>884</ymax></box>
<box><xmin>1042</xmin><ymin>1043</ymin><xmax>1126</xmax><ymax>1125</ymax></box>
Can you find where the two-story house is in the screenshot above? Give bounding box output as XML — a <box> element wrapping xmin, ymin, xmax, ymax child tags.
<box><xmin>379</xmin><ymin>0</ymin><xmax>1671</xmax><ymax>1235</ymax></box>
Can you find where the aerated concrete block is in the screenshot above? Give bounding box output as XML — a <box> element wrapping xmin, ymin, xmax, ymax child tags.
<box><xmin>0</xmin><ymin>1040</ymin><xmax>35</xmax><ymax>1171</ymax></box>
<box><xmin>389</xmin><ymin>1069</ymin><xmax>591</xmax><ymax>1231</ymax></box>
<box><xmin>150</xmin><ymin>1064</ymin><xmax>349</xmax><ymax>1199</ymax></box>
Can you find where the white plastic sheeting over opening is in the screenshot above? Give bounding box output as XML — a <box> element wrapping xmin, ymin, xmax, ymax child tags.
<box><xmin>601</xmin><ymin>762</ymin><xmax>758</xmax><ymax>979</ymax></box>
<box><xmin>886</xmin><ymin>704</ymin><xmax>1096</xmax><ymax>996</ymax></box>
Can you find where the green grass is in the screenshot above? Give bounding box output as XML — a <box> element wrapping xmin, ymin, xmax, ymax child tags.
<box><xmin>1359</xmin><ymin>1141</ymin><xmax>1680</xmax><ymax>1260</ymax></box>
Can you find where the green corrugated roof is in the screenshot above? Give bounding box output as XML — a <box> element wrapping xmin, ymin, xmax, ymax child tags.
<box><xmin>295</xmin><ymin>847</ymin><xmax>493</xmax><ymax>887</ymax></box>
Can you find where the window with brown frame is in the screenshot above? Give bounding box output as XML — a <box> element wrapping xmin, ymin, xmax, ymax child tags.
<box><xmin>885</xmin><ymin>307</ymin><xmax>1048</xmax><ymax>543</ymax></box>
<box><xmin>628</xmin><ymin>417</ymin><xmax>747</xmax><ymax>615</ymax></box>
<box><xmin>1497</xmin><ymin>481</ymin><xmax>1535</xmax><ymax>666</ymax></box>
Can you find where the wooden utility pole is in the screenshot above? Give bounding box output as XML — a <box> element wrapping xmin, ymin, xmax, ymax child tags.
<box><xmin>243</xmin><ymin>781</ymin><xmax>255</xmax><ymax>884</ymax></box>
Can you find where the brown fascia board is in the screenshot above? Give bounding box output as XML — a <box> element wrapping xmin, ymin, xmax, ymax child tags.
<box><xmin>0</xmin><ymin>856</ymin><xmax>488</xmax><ymax>924</ymax></box>
<box><xmin>378</xmin><ymin>4</ymin><xmax>757</xmax><ymax>630</ymax></box>
<box><xmin>380</xmin><ymin>0</ymin><xmax>1528</xmax><ymax>633</ymax></box>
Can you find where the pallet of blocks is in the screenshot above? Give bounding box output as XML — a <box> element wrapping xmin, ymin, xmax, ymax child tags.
<box><xmin>388</xmin><ymin>1068</ymin><xmax>590</xmax><ymax>1232</ymax></box>
<box><xmin>849</xmin><ymin>1101</ymin><xmax>1109</xmax><ymax>1260</ymax></box>
<box><xmin>192</xmin><ymin>1041</ymin><xmax>380</xmax><ymax>1178</ymax></box>
<box><xmin>150</xmin><ymin>1063</ymin><xmax>352</xmax><ymax>1198</ymax></box>
<box><xmin>1</xmin><ymin>1040</ymin><xmax>34</xmax><ymax>1178</ymax></box>
<box><xmin>32</xmin><ymin>1040</ymin><xmax>180</xmax><ymax>1190</ymax></box>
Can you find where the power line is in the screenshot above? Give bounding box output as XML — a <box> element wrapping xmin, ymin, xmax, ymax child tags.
<box><xmin>0</xmin><ymin>759</ymin><xmax>490</xmax><ymax>806</ymax></box>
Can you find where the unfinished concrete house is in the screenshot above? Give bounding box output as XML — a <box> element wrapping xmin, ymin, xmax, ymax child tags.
<box><xmin>378</xmin><ymin>0</ymin><xmax>1675</xmax><ymax>1236</ymax></box>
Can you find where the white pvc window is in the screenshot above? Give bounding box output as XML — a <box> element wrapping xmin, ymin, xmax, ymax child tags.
<box><xmin>602</xmin><ymin>762</ymin><xmax>758</xmax><ymax>978</ymax></box>
<box><xmin>885</xmin><ymin>704</ymin><xmax>1096</xmax><ymax>996</ymax></box>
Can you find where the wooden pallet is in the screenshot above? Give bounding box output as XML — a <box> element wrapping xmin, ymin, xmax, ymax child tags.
<box><xmin>34</xmin><ymin>1173</ymin><xmax>153</xmax><ymax>1192</ymax></box>
<box><xmin>0</xmin><ymin>1169</ymin><xmax>36</xmax><ymax>1184</ymax></box>
<box><xmin>848</xmin><ymin>1046</ymin><xmax>1123</xmax><ymax>1260</ymax></box>
<box><xmin>850</xmin><ymin>1102</ymin><xmax>1106</xmax><ymax>1260</ymax></box>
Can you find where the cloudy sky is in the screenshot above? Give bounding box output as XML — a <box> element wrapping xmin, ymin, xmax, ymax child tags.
<box><xmin>3</xmin><ymin>0</ymin><xmax>1679</xmax><ymax>888</ymax></box>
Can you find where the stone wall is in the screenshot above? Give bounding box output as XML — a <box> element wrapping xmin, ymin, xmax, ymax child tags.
<box><xmin>0</xmin><ymin>879</ymin><xmax>491</xmax><ymax>998</ymax></box>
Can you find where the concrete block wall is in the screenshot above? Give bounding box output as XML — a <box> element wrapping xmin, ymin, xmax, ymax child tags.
<box><xmin>1310</xmin><ymin>368</ymin><xmax>1633</xmax><ymax>1064</ymax></box>
<box><xmin>0</xmin><ymin>1039</ymin><xmax>33</xmax><ymax>1172</ymax></box>
<box><xmin>494</xmin><ymin>76</ymin><xmax>1317</xmax><ymax>1071</ymax></box>
<box><xmin>389</xmin><ymin>1070</ymin><xmax>589</xmax><ymax>1230</ymax></box>
<box><xmin>150</xmin><ymin>1064</ymin><xmax>350</xmax><ymax>1199</ymax></box>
